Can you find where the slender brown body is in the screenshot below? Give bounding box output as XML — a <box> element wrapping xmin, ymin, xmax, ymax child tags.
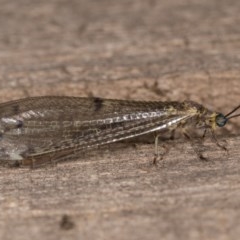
<box><xmin>0</xmin><ymin>96</ymin><xmax>228</xmax><ymax>167</ymax></box>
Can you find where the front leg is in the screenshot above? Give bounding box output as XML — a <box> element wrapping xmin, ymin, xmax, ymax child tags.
<box><xmin>210</xmin><ymin>129</ymin><xmax>228</xmax><ymax>152</ymax></box>
<box><xmin>182</xmin><ymin>128</ymin><xmax>208</xmax><ymax>161</ymax></box>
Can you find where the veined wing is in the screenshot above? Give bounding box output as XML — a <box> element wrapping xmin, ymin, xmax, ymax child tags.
<box><xmin>0</xmin><ymin>97</ymin><xmax>195</xmax><ymax>165</ymax></box>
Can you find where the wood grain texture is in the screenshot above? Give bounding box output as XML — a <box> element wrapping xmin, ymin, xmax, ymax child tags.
<box><xmin>0</xmin><ymin>0</ymin><xmax>240</xmax><ymax>239</ymax></box>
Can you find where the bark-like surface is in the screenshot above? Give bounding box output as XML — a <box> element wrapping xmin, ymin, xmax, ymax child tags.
<box><xmin>0</xmin><ymin>0</ymin><xmax>240</xmax><ymax>239</ymax></box>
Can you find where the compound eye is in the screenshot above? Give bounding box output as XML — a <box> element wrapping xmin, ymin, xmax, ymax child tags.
<box><xmin>216</xmin><ymin>113</ymin><xmax>228</xmax><ymax>127</ymax></box>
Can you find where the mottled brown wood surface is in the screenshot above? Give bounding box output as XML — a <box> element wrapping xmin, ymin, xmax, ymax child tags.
<box><xmin>0</xmin><ymin>0</ymin><xmax>240</xmax><ymax>239</ymax></box>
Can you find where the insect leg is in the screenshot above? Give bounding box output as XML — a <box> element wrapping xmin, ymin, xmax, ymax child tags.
<box><xmin>210</xmin><ymin>129</ymin><xmax>228</xmax><ymax>152</ymax></box>
<box><xmin>153</xmin><ymin>132</ymin><xmax>172</xmax><ymax>164</ymax></box>
<box><xmin>153</xmin><ymin>134</ymin><xmax>159</xmax><ymax>164</ymax></box>
<box><xmin>182</xmin><ymin>129</ymin><xmax>207</xmax><ymax>161</ymax></box>
<box><xmin>202</xmin><ymin>129</ymin><xmax>207</xmax><ymax>139</ymax></box>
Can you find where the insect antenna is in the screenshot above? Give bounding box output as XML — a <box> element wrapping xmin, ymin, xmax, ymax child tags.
<box><xmin>224</xmin><ymin>105</ymin><xmax>240</xmax><ymax>120</ymax></box>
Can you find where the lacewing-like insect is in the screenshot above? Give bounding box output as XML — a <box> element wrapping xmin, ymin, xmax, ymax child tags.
<box><xmin>0</xmin><ymin>96</ymin><xmax>239</xmax><ymax>167</ymax></box>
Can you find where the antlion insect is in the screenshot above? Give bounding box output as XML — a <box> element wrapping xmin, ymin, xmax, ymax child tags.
<box><xmin>0</xmin><ymin>96</ymin><xmax>239</xmax><ymax>167</ymax></box>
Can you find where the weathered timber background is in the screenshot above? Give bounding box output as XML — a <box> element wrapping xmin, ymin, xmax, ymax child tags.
<box><xmin>0</xmin><ymin>0</ymin><xmax>240</xmax><ymax>239</ymax></box>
